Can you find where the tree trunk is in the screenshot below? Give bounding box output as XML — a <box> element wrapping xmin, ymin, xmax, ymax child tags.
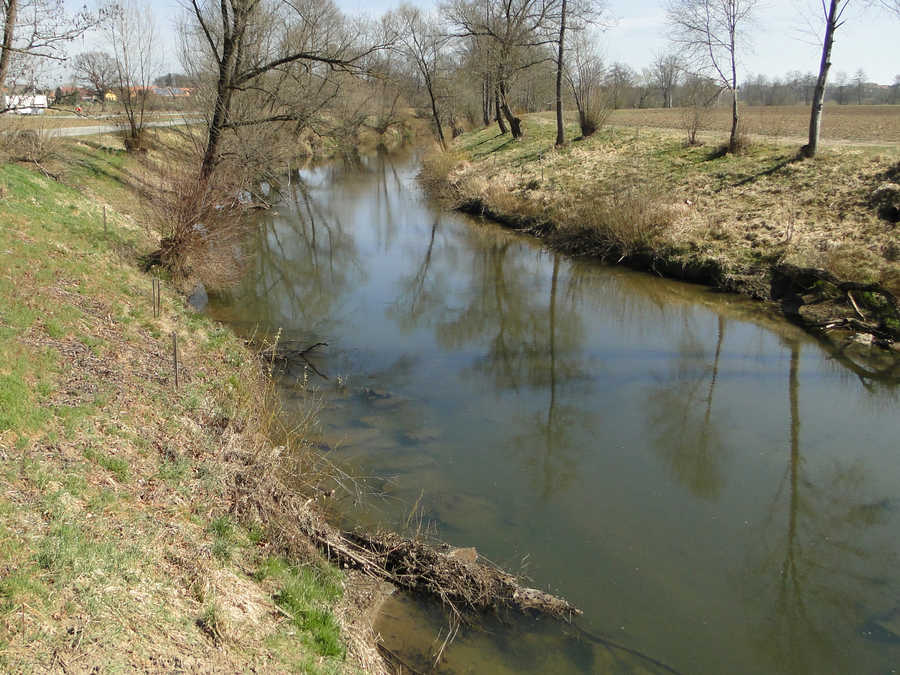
<box><xmin>425</xmin><ymin>73</ymin><xmax>446</xmax><ymax>151</ymax></box>
<box><xmin>482</xmin><ymin>75</ymin><xmax>491</xmax><ymax>126</ymax></box>
<box><xmin>495</xmin><ymin>87</ymin><xmax>507</xmax><ymax>135</ymax></box>
<box><xmin>729</xmin><ymin>87</ymin><xmax>738</xmax><ymax>150</ymax></box>
<box><xmin>728</xmin><ymin>38</ymin><xmax>739</xmax><ymax>152</ymax></box>
<box><xmin>555</xmin><ymin>0</ymin><xmax>566</xmax><ymax>147</ymax></box>
<box><xmin>200</xmin><ymin>32</ymin><xmax>238</xmax><ymax>180</ymax></box>
<box><xmin>803</xmin><ymin>0</ymin><xmax>839</xmax><ymax>158</ymax></box>
<box><xmin>498</xmin><ymin>81</ymin><xmax>522</xmax><ymax>139</ymax></box>
<box><xmin>0</xmin><ymin>0</ymin><xmax>18</xmax><ymax>92</ymax></box>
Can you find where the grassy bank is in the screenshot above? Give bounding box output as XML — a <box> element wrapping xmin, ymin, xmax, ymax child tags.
<box><xmin>426</xmin><ymin>113</ymin><xmax>900</xmax><ymax>347</ymax></box>
<box><xmin>0</xmin><ymin>133</ymin><xmax>380</xmax><ymax>672</ymax></box>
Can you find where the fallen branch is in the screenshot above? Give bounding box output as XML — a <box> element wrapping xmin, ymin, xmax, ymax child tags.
<box><xmin>253</xmin><ymin>339</ymin><xmax>330</xmax><ymax>379</ymax></box>
<box><xmin>814</xmin><ymin>317</ymin><xmax>895</xmax><ymax>342</ymax></box>
<box><xmin>847</xmin><ymin>291</ymin><xmax>866</xmax><ymax>321</ymax></box>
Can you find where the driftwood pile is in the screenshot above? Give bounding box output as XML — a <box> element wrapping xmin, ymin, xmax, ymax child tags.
<box><xmin>230</xmin><ymin>456</ymin><xmax>581</xmax><ymax>622</ymax></box>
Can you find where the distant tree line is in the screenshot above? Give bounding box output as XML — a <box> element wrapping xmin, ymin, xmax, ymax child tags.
<box><xmin>2</xmin><ymin>0</ymin><xmax>899</xmax><ymax>176</ymax></box>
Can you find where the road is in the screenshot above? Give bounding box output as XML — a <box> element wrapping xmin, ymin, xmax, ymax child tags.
<box><xmin>48</xmin><ymin>118</ymin><xmax>202</xmax><ymax>137</ymax></box>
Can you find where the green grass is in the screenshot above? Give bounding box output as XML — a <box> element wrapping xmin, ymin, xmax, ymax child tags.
<box><xmin>208</xmin><ymin>515</ymin><xmax>234</xmax><ymax>561</ymax></box>
<box><xmin>258</xmin><ymin>556</ymin><xmax>346</xmax><ymax>661</ymax></box>
<box><xmin>84</xmin><ymin>446</ymin><xmax>131</xmax><ymax>482</ymax></box>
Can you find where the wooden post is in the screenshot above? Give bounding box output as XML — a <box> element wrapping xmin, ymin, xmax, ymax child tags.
<box><xmin>152</xmin><ymin>278</ymin><xmax>160</xmax><ymax>317</ymax></box>
<box><xmin>172</xmin><ymin>332</ymin><xmax>179</xmax><ymax>389</ymax></box>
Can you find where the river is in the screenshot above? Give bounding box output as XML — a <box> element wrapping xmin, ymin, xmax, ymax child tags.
<box><xmin>207</xmin><ymin>149</ymin><xmax>900</xmax><ymax>674</ymax></box>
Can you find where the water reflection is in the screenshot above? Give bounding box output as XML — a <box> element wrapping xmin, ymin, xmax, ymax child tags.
<box><xmin>647</xmin><ymin>316</ymin><xmax>728</xmax><ymax>500</ymax></box>
<box><xmin>745</xmin><ymin>338</ymin><xmax>900</xmax><ymax>674</ymax></box>
<box><xmin>208</xmin><ymin>150</ymin><xmax>900</xmax><ymax>674</ymax></box>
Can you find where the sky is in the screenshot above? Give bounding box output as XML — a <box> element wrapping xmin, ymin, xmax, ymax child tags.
<box><xmin>60</xmin><ymin>0</ymin><xmax>900</xmax><ymax>85</ymax></box>
<box><xmin>337</xmin><ymin>0</ymin><xmax>900</xmax><ymax>84</ymax></box>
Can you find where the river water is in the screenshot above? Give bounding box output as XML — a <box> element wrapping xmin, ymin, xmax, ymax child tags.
<box><xmin>208</xmin><ymin>150</ymin><xmax>900</xmax><ymax>674</ymax></box>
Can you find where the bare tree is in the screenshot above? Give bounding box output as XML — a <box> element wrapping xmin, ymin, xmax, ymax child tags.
<box><xmin>667</xmin><ymin>0</ymin><xmax>758</xmax><ymax>152</ymax></box>
<box><xmin>1</xmin><ymin>0</ymin><xmax>104</xmax><ymax>94</ymax></box>
<box><xmin>554</xmin><ymin>0</ymin><xmax>567</xmax><ymax>145</ymax></box>
<box><xmin>71</xmin><ymin>51</ymin><xmax>118</xmax><ymax>111</ymax></box>
<box><xmin>183</xmin><ymin>0</ymin><xmax>393</xmax><ymax>180</ymax></box>
<box><xmin>652</xmin><ymin>52</ymin><xmax>682</xmax><ymax>108</ymax></box>
<box><xmin>446</xmin><ymin>0</ymin><xmax>560</xmax><ymax>140</ymax></box>
<box><xmin>107</xmin><ymin>2</ymin><xmax>159</xmax><ymax>149</ymax></box>
<box><xmin>392</xmin><ymin>5</ymin><xmax>450</xmax><ymax>150</ymax></box>
<box><xmin>833</xmin><ymin>70</ymin><xmax>848</xmax><ymax>104</ymax></box>
<box><xmin>564</xmin><ymin>30</ymin><xmax>606</xmax><ymax>136</ymax></box>
<box><xmin>853</xmin><ymin>67</ymin><xmax>865</xmax><ymax>103</ymax></box>
<box><xmin>604</xmin><ymin>62</ymin><xmax>635</xmax><ymax>109</ymax></box>
<box><xmin>553</xmin><ymin>0</ymin><xmax>606</xmax><ymax>146</ymax></box>
<box><xmin>881</xmin><ymin>0</ymin><xmax>900</xmax><ymax>15</ymax></box>
<box><xmin>680</xmin><ymin>71</ymin><xmax>719</xmax><ymax>144</ymax></box>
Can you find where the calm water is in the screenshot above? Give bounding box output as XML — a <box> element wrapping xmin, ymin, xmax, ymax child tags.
<box><xmin>208</xmin><ymin>151</ymin><xmax>900</xmax><ymax>674</ymax></box>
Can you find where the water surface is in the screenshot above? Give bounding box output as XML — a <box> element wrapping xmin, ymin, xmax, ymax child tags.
<box><xmin>208</xmin><ymin>151</ymin><xmax>900</xmax><ymax>674</ymax></box>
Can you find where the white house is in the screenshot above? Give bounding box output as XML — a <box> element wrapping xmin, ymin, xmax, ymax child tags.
<box><xmin>3</xmin><ymin>94</ymin><xmax>48</xmax><ymax>115</ymax></box>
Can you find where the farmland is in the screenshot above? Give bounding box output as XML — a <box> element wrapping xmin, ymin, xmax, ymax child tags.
<box><xmin>608</xmin><ymin>104</ymin><xmax>900</xmax><ymax>145</ymax></box>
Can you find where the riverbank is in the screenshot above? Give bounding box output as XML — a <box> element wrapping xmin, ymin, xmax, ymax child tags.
<box><xmin>424</xmin><ymin>113</ymin><xmax>900</xmax><ymax>352</ymax></box>
<box><xmin>0</xmin><ymin>132</ymin><xmax>394</xmax><ymax>671</ymax></box>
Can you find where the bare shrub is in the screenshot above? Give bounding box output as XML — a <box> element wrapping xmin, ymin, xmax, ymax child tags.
<box><xmin>681</xmin><ymin>105</ymin><xmax>709</xmax><ymax>146</ymax></box>
<box><xmin>144</xmin><ymin>158</ymin><xmax>252</xmax><ymax>286</ymax></box>
<box><xmin>579</xmin><ymin>96</ymin><xmax>612</xmax><ymax>137</ymax></box>
<box><xmin>680</xmin><ymin>73</ymin><xmax>720</xmax><ymax>146</ymax></box>
<box><xmin>0</xmin><ymin>119</ymin><xmax>62</xmax><ymax>163</ymax></box>
<box><xmin>566</xmin><ymin>32</ymin><xmax>607</xmax><ymax>139</ymax></box>
<box><xmin>419</xmin><ymin>147</ymin><xmax>465</xmax><ymax>199</ymax></box>
<box><xmin>728</xmin><ymin>124</ymin><xmax>752</xmax><ymax>155</ymax></box>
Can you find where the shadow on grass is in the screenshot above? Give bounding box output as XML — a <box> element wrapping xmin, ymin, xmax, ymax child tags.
<box><xmin>710</xmin><ymin>151</ymin><xmax>805</xmax><ymax>192</ymax></box>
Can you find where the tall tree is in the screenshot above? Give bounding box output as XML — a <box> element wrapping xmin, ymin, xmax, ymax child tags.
<box><xmin>184</xmin><ymin>0</ymin><xmax>393</xmax><ymax>180</ymax></box>
<box><xmin>447</xmin><ymin>0</ymin><xmax>560</xmax><ymax>140</ymax></box>
<box><xmin>107</xmin><ymin>2</ymin><xmax>159</xmax><ymax>148</ymax></box>
<box><xmin>71</xmin><ymin>51</ymin><xmax>118</xmax><ymax>111</ymax></box>
<box><xmin>552</xmin><ymin>0</ymin><xmax>606</xmax><ymax>146</ymax></box>
<box><xmin>554</xmin><ymin>0</ymin><xmax>566</xmax><ymax>145</ymax></box>
<box><xmin>667</xmin><ymin>0</ymin><xmax>759</xmax><ymax>153</ymax></box>
<box><xmin>652</xmin><ymin>52</ymin><xmax>682</xmax><ymax>108</ymax></box>
<box><xmin>801</xmin><ymin>1</ymin><xmax>847</xmax><ymax>157</ymax></box>
<box><xmin>393</xmin><ymin>5</ymin><xmax>450</xmax><ymax>150</ymax></box>
<box><xmin>853</xmin><ymin>67</ymin><xmax>865</xmax><ymax>103</ymax></box>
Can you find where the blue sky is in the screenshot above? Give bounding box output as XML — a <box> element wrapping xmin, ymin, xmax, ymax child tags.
<box><xmin>66</xmin><ymin>0</ymin><xmax>900</xmax><ymax>85</ymax></box>
<box><xmin>335</xmin><ymin>0</ymin><xmax>900</xmax><ymax>84</ymax></box>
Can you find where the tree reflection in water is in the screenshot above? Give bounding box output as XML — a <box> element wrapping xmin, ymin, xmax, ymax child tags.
<box><xmin>646</xmin><ymin>315</ymin><xmax>729</xmax><ymax>500</ymax></box>
<box><xmin>244</xmin><ymin>176</ymin><xmax>363</xmax><ymax>336</ymax></box>
<box><xmin>746</xmin><ymin>338</ymin><xmax>900</xmax><ymax>674</ymax></box>
<box><xmin>429</xmin><ymin>238</ymin><xmax>590</xmax><ymax>500</ymax></box>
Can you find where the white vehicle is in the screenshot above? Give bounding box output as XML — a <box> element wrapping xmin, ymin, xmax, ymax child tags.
<box><xmin>3</xmin><ymin>95</ymin><xmax>48</xmax><ymax>115</ymax></box>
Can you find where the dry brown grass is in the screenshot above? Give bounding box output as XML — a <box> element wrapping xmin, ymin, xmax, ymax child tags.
<box><xmin>437</xmin><ymin>113</ymin><xmax>900</xmax><ymax>333</ymax></box>
<box><xmin>609</xmin><ymin>104</ymin><xmax>900</xmax><ymax>144</ymax></box>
